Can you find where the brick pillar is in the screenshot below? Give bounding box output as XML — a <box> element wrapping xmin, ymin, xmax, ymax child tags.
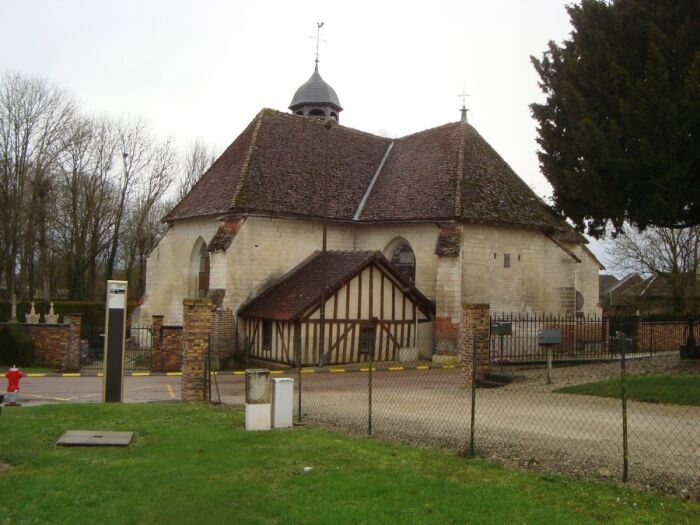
<box><xmin>460</xmin><ymin>303</ymin><xmax>490</xmax><ymax>386</ymax></box>
<box><xmin>151</xmin><ymin>315</ymin><xmax>164</xmax><ymax>372</ymax></box>
<box><xmin>182</xmin><ymin>299</ymin><xmax>212</xmax><ymax>402</ymax></box>
<box><xmin>64</xmin><ymin>314</ymin><xmax>82</xmax><ymax>371</ymax></box>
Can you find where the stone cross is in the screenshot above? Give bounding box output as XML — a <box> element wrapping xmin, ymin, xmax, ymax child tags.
<box><xmin>46</xmin><ymin>302</ymin><xmax>59</xmax><ymax>324</ymax></box>
<box><xmin>26</xmin><ymin>302</ymin><xmax>40</xmax><ymax>323</ymax></box>
<box><xmin>10</xmin><ymin>293</ymin><xmax>18</xmax><ymax>323</ymax></box>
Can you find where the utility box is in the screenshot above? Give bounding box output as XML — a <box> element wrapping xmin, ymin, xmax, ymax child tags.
<box><xmin>537</xmin><ymin>328</ymin><xmax>561</xmax><ymax>346</ymax></box>
<box><xmin>245</xmin><ymin>369</ymin><xmax>271</xmax><ymax>431</ymax></box>
<box><xmin>271</xmin><ymin>378</ymin><xmax>294</xmax><ymax>428</ymax></box>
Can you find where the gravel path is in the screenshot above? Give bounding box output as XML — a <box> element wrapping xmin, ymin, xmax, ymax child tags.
<box><xmin>227</xmin><ymin>362</ymin><xmax>699</xmax><ymax>498</ymax></box>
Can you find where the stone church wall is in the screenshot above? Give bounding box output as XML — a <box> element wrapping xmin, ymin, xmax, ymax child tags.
<box><xmin>460</xmin><ymin>224</ymin><xmax>600</xmax><ymax>316</ymax></box>
<box><xmin>141</xmin><ymin>215</ymin><xmax>600</xmax><ymax>359</ymax></box>
<box><xmin>140</xmin><ymin>217</ymin><xmax>220</xmax><ymax>324</ymax></box>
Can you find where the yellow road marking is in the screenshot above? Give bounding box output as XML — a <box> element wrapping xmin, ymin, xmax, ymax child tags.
<box><xmin>26</xmin><ymin>373</ymin><xmax>47</xmax><ymax>377</ymax></box>
<box><xmin>97</xmin><ymin>373</ymin><xmax>104</xmax><ymax>377</ymax></box>
<box><xmin>131</xmin><ymin>372</ymin><xmax>150</xmax><ymax>376</ymax></box>
<box><xmin>442</xmin><ymin>365</ymin><xmax>456</xmax><ymax>369</ymax></box>
<box><xmin>233</xmin><ymin>371</ymin><xmax>245</xmax><ymax>375</ymax></box>
<box><xmin>61</xmin><ymin>373</ymin><xmax>81</xmax><ymax>377</ymax></box>
<box><xmin>270</xmin><ymin>370</ymin><xmax>283</xmax><ymax>374</ymax></box>
<box><xmin>166</xmin><ymin>372</ymin><xmax>182</xmax><ymax>376</ymax></box>
<box><xmin>416</xmin><ymin>365</ymin><xmax>430</xmax><ymax>370</ymax></box>
<box><xmin>330</xmin><ymin>368</ymin><xmax>346</xmax><ymax>373</ymax></box>
<box><xmin>301</xmin><ymin>369</ymin><xmax>315</xmax><ymax>374</ymax></box>
<box><xmin>388</xmin><ymin>366</ymin><xmax>403</xmax><ymax>371</ymax></box>
<box><xmin>166</xmin><ymin>384</ymin><xmax>176</xmax><ymax>399</ymax></box>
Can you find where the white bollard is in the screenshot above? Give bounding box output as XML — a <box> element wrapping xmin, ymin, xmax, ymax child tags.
<box><xmin>271</xmin><ymin>378</ymin><xmax>294</xmax><ymax>428</ymax></box>
<box><xmin>245</xmin><ymin>369</ymin><xmax>271</xmax><ymax>431</ymax></box>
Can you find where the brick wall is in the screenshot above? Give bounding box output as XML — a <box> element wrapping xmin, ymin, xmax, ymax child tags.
<box><xmin>8</xmin><ymin>314</ymin><xmax>81</xmax><ymax>370</ymax></box>
<box><xmin>25</xmin><ymin>324</ymin><xmax>69</xmax><ymax>365</ymax></box>
<box><xmin>210</xmin><ymin>309</ymin><xmax>236</xmax><ymax>365</ymax></box>
<box><xmin>150</xmin><ymin>315</ymin><xmax>183</xmax><ymax>372</ymax></box>
<box><xmin>460</xmin><ymin>303</ymin><xmax>490</xmax><ymax>385</ymax></box>
<box><xmin>636</xmin><ymin>321</ymin><xmax>698</xmax><ymax>353</ymax></box>
<box><xmin>181</xmin><ymin>298</ymin><xmax>212</xmax><ymax>402</ymax></box>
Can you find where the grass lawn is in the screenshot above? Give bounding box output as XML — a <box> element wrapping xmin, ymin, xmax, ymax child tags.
<box><xmin>0</xmin><ymin>404</ymin><xmax>697</xmax><ymax>524</ymax></box>
<box><xmin>556</xmin><ymin>375</ymin><xmax>700</xmax><ymax>406</ymax></box>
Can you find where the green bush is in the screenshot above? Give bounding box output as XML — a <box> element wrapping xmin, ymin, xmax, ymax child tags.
<box><xmin>0</xmin><ymin>324</ymin><xmax>35</xmax><ymax>367</ymax></box>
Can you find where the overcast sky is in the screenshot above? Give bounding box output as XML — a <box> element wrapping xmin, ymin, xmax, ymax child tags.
<box><xmin>0</xmin><ymin>0</ymin><xmax>612</xmax><ymax>270</ymax></box>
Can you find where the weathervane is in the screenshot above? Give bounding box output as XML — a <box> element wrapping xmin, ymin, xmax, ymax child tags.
<box><xmin>459</xmin><ymin>87</ymin><xmax>470</xmax><ymax>123</ymax></box>
<box><xmin>311</xmin><ymin>21</ymin><xmax>326</xmax><ymax>64</ymax></box>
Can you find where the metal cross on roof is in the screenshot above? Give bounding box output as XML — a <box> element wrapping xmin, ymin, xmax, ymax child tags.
<box><xmin>311</xmin><ymin>21</ymin><xmax>326</xmax><ymax>64</ymax></box>
<box><xmin>459</xmin><ymin>87</ymin><xmax>470</xmax><ymax>123</ymax></box>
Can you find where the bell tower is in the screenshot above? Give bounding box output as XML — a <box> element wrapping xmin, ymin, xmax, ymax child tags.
<box><xmin>289</xmin><ymin>22</ymin><xmax>343</xmax><ymax>122</ymax></box>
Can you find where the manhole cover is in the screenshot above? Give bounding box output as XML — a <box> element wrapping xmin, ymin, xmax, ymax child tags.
<box><xmin>56</xmin><ymin>431</ymin><xmax>134</xmax><ymax>447</ymax></box>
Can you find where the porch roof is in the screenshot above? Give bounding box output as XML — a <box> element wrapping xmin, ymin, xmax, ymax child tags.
<box><xmin>238</xmin><ymin>250</ymin><xmax>435</xmax><ymax>321</ymax></box>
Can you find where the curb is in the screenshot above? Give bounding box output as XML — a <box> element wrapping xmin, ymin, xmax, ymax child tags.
<box><xmin>24</xmin><ymin>364</ymin><xmax>462</xmax><ymax>378</ymax></box>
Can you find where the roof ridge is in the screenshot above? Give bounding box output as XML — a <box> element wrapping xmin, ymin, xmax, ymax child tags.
<box><xmin>230</xmin><ymin>109</ymin><xmax>266</xmax><ymax>209</ymax></box>
<box><xmin>394</xmin><ymin>120</ymin><xmax>463</xmax><ymax>142</ymax></box>
<box><xmin>354</xmin><ymin>141</ymin><xmax>394</xmax><ymax>221</ymax></box>
<box><xmin>454</xmin><ymin>121</ymin><xmax>466</xmax><ymax>217</ymax></box>
<box><xmin>262</xmin><ymin>107</ymin><xmax>391</xmax><ymax>142</ymax></box>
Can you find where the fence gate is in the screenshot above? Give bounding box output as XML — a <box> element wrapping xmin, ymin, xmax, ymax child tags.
<box><xmin>80</xmin><ymin>324</ymin><xmax>152</xmax><ymax>373</ymax></box>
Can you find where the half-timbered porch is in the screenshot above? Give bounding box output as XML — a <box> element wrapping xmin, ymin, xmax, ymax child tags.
<box><xmin>239</xmin><ymin>251</ymin><xmax>434</xmax><ymax>366</ymax></box>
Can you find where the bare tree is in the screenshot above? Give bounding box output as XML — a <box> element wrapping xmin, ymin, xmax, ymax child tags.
<box><xmin>0</xmin><ymin>72</ymin><xmax>77</xmax><ymax>300</ymax></box>
<box><xmin>55</xmin><ymin>115</ymin><xmax>117</xmax><ymax>299</ymax></box>
<box><xmin>607</xmin><ymin>226</ymin><xmax>700</xmax><ymax>313</ymax></box>
<box><xmin>177</xmin><ymin>140</ymin><xmax>216</xmax><ymax>200</ymax></box>
<box><xmin>104</xmin><ymin>117</ymin><xmax>153</xmax><ymax>282</ymax></box>
<box><xmin>123</xmin><ymin>137</ymin><xmax>176</xmax><ymax>295</ymax></box>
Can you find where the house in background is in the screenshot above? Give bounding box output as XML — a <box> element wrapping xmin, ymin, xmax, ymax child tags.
<box><xmin>139</xmin><ymin>58</ymin><xmax>602</xmax><ymax>365</ymax></box>
<box><xmin>602</xmin><ymin>273</ymin><xmax>700</xmax><ymax>315</ymax></box>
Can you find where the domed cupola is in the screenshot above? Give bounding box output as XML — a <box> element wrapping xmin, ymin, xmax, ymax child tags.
<box><xmin>289</xmin><ymin>62</ymin><xmax>343</xmax><ymax>122</ymax></box>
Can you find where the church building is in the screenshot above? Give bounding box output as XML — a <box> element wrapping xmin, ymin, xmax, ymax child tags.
<box><xmin>139</xmin><ymin>59</ymin><xmax>602</xmax><ymax>365</ymax></box>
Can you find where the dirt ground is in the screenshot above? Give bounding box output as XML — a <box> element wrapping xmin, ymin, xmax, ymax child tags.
<box><xmin>10</xmin><ymin>354</ymin><xmax>699</xmax><ymax>498</ymax></box>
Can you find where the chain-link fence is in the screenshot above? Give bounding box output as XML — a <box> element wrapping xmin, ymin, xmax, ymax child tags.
<box><xmin>213</xmin><ymin>329</ymin><xmax>699</xmax><ymax>499</ymax></box>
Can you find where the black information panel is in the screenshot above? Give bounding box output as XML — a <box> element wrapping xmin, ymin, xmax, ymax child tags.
<box><xmin>103</xmin><ymin>281</ymin><xmax>127</xmax><ymax>402</ymax></box>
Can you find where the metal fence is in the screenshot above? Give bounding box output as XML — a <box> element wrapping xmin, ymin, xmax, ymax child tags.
<box><xmin>79</xmin><ymin>324</ymin><xmax>152</xmax><ymax>372</ymax></box>
<box><xmin>489</xmin><ymin>313</ymin><xmax>699</xmax><ymax>363</ymax></box>
<box><xmin>214</xmin><ymin>331</ymin><xmax>700</xmax><ymax>498</ymax></box>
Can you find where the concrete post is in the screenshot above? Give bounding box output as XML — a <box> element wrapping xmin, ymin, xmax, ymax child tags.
<box><xmin>182</xmin><ymin>299</ymin><xmax>212</xmax><ymax>402</ymax></box>
<box><xmin>460</xmin><ymin>303</ymin><xmax>490</xmax><ymax>386</ymax></box>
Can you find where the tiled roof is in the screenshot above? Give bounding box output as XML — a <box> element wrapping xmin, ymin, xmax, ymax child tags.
<box><xmin>164</xmin><ymin>108</ymin><xmax>580</xmax><ymax>241</ymax></box>
<box><xmin>208</xmin><ymin>218</ymin><xmax>244</xmax><ymax>253</ymax></box>
<box><xmin>239</xmin><ymin>250</ymin><xmax>434</xmax><ymax>321</ymax></box>
<box><xmin>163</xmin><ymin>116</ymin><xmax>259</xmax><ymax>222</ymax></box>
<box><xmin>435</xmin><ymin>226</ymin><xmax>461</xmax><ymax>257</ymax></box>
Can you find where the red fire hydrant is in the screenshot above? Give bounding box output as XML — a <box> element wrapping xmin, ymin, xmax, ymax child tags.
<box><xmin>4</xmin><ymin>365</ymin><xmax>24</xmax><ymax>407</ymax></box>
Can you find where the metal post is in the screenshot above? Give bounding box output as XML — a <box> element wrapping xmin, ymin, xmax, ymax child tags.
<box><xmin>297</xmin><ymin>357</ymin><xmax>302</xmax><ymax>423</ymax></box>
<box><xmin>318</xmin><ymin>119</ymin><xmax>331</xmax><ymax>367</ymax></box>
<box><xmin>619</xmin><ymin>332</ymin><xmax>629</xmax><ymax>482</ymax></box>
<box><xmin>207</xmin><ymin>335</ymin><xmax>212</xmax><ymax>402</ymax></box>
<box><xmin>499</xmin><ymin>334</ymin><xmax>504</xmax><ymax>374</ymax></box>
<box><xmin>546</xmin><ymin>346</ymin><xmax>553</xmax><ymax>385</ymax></box>
<box><xmin>368</xmin><ymin>349</ymin><xmax>373</xmax><ymax>436</ymax></box>
<box><xmin>469</xmin><ymin>336</ymin><xmax>477</xmax><ymax>457</ymax></box>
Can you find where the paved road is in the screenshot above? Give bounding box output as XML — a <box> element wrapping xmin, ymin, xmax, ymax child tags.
<box><xmin>14</xmin><ymin>375</ymin><xmax>183</xmax><ymax>405</ymax></box>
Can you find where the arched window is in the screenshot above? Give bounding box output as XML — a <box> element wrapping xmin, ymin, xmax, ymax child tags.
<box><xmin>189</xmin><ymin>238</ymin><xmax>210</xmax><ymax>298</ymax></box>
<box><xmin>384</xmin><ymin>238</ymin><xmax>416</xmax><ymax>284</ymax></box>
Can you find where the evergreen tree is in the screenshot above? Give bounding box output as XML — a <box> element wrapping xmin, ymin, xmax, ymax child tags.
<box><xmin>531</xmin><ymin>0</ymin><xmax>700</xmax><ymax>237</ymax></box>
